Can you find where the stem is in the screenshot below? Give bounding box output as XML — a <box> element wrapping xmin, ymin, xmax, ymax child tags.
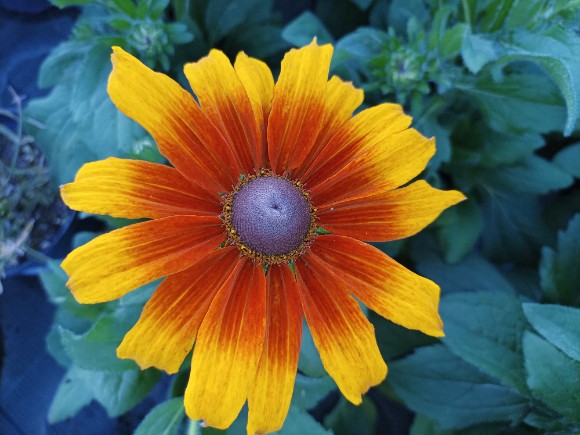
<box><xmin>461</xmin><ymin>0</ymin><xmax>472</xmax><ymax>27</ymax></box>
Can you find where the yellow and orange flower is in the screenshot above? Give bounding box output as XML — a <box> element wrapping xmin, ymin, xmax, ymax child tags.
<box><xmin>60</xmin><ymin>41</ymin><xmax>465</xmax><ymax>434</ymax></box>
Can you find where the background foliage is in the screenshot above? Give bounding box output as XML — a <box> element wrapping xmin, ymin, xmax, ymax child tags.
<box><xmin>22</xmin><ymin>0</ymin><xmax>580</xmax><ymax>433</ymax></box>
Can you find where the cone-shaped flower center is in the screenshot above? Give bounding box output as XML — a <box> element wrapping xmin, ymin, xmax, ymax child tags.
<box><xmin>232</xmin><ymin>176</ymin><xmax>312</xmax><ymax>256</ymax></box>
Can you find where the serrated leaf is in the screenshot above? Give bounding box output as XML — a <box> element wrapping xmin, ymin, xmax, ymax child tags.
<box><xmin>553</xmin><ymin>143</ymin><xmax>580</xmax><ymax>178</ymax></box>
<box><xmin>282</xmin><ymin>11</ymin><xmax>333</xmax><ymax>47</ymax></box>
<box><xmin>524</xmin><ymin>332</ymin><xmax>580</xmax><ymax>422</ymax></box>
<box><xmin>389</xmin><ymin>345</ymin><xmax>529</xmax><ymax>429</ymax></box>
<box><xmin>461</xmin><ymin>33</ymin><xmax>497</xmax><ymax>74</ymax></box>
<box><xmin>48</xmin><ymin>368</ymin><xmax>93</xmax><ymax>423</ymax></box>
<box><xmin>523</xmin><ymin>303</ymin><xmax>580</xmax><ymax>362</ymax></box>
<box><xmin>78</xmin><ymin>367</ymin><xmax>161</xmax><ymax>417</ymax></box>
<box><xmin>539</xmin><ymin>214</ymin><xmax>580</xmax><ymax>305</ymax></box>
<box><xmin>134</xmin><ymin>397</ymin><xmax>186</xmax><ymax>435</ymax></box>
<box><xmin>440</xmin><ymin>292</ymin><xmax>529</xmax><ymax>394</ymax></box>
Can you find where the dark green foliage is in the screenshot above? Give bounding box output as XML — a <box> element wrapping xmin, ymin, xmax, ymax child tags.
<box><xmin>32</xmin><ymin>0</ymin><xmax>580</xmax><ymax>433</ymax></box>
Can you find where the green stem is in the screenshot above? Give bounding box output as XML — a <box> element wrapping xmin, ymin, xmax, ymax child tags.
<box><xmin>461</xmin><ymin>0</ymin><xmax>472</xmax><ymax>27</ymax></box>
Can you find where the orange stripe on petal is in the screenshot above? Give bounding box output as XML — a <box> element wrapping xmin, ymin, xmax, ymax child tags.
<box><xmin>108</xmin><ymin>47</ymin><xmax>238</xmax><ymax>192</ymax></box>
<box><xmin>247</xmin><ymin>265</ymin><xmax>303</xmax><ymax>435</ymax></box>
<box><xmin>312</xmin><ymin>236</ymin><xmax>444</xmax><ymax>337</ymax></box>
<box><xmin>311</xmin><ymin>129</ymin><xmax>435</xmax><ymax>206</ymax></box>
<box><xmin>268</xmin><ymin>40</ymin><xmax>333</xmax><ymax>173</ymax></box>
<box><xmin>117</xmin><ymin>247</ymin><xmax>239</xmax><ymax>373</ymax></box>
<box><xmin>184</xmin><ymin>50</ymin><xmax>259</xmax><ymax>173</ymax></box>
<box><xmin>61</xmin><ymin>158</ymin><xmax>221</xmax><ymax>219</ymax></box>
<box><xmin>184</xmin><ymin>259</ymin><xmax>267</xmax><ymax>429</ymax></box>
<box><xmin>318</xmin><ymin>181</ymin><xmax>466</xmax><ymax>242</ymax></box>
<box><xmin>62</xmin><ymin>216</ymin><xmax>225</xmax><ymax>304</ymax></box>
<box><xmin>296</xmin><ymin>253</ymin><xmax>387</xmax><ymax>404</ymax></box>
<box><xmin>302</xmin><ymin>103</ymin><xmax>411</xmax><ymax>188</ymax></box>
<box><xmin>234</xmin><ymin>52</ymin><xmax>274</xmax><ymax>168</ymax></box>
<box><xmin>294</xmin><ymin>76</ymin><xmax>364</xmax><ymax>179</ymax></box>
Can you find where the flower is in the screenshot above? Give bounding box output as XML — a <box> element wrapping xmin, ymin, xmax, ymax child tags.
<box><xmin>60</xmin><ymin>41</ymin><xmax>465</xmax><ymax>434</ymax></box>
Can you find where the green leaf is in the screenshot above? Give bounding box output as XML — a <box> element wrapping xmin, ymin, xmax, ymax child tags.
<box><xmin>416</xmin><ymin>251</ymin><xmax>516</xmax><ymax>295</ymax></box>
<box><xmin>48</xmin><ymin>368</ymin><xmax>93</xmax><ymax>423</ymax></box>
<box><xmin>410</xmin><ymin>415</ymin><xmax>453</xmax><ymax>435</ymax></box>
<box><xmin>461</xmin><ymin>33</ymin><xmax>497</xmax><ymax>74</ymax></box>
<box><xmin>39</xmin><ymin>260</ymin><xmax>103</xmax><ymax>321</ymax></box>
<box><xmin>49</xmin><ymin>0</ymin><xmax>92</xmax><ymax>7</ymax></box>
<box><xmin>388</xmin><ymin>345</ymin><xmax>529</xmax><ymax>429</ymax></box>
<box><xmin>348</xmin><ymin>0</ymin><xmax>373</xmax><ymax>10</ymax></box>
<box><xmin>539</xmin><ymin>214</ymin><xmax>580</xmax><ymax>305</ymax></box>
<box><xmin>524</xmin><ymin>332</ymin><xmax>580</xmax><ymax>422</ymax></box>
<box><xmin>436</xmin><ymin>199</ymin><xmax>482</xmax><ymax>263</ymax></box>
<box><xmin>554</xmin><ymin>143</ymin><xmax>580</xmax><ymax>178</ymax></box>
<box><xmin>134</xmin><ymin>397</ymin><xmax>186</xmax><ymax>435</ymax></box>
<box><xmin>372</xmin><ymin>313</ymin><xmax>436</xmax><ymax>361</ymax></box>
<box><xmin>38</xmin><ymin>41</ymin><xmax>87</xmax><ymax>88</ymax></box>
<box><xmin>291</xmin><ymin>373</ymin><xmax>336</xmax><ymax>410</ymax></box>
<box><xmin>462</xmin><ymin>74</ymin><xmax>567</xmax><ymax>135</ymax></box>
<box><xmin>324</xmin><ymin>397</ymin><xmax>376</xmax><ymax>435</ymax></box>
<box><xmin>523</xmin><ymin>303</ymin><xmax>580</xmax><ymax>362</ymax></box>
<box><xmin>439</xmin><ymin>23</ymin><xmax>468</xmax><ymax>58</ymax></box>
<box><xmin>59</xmin><ymin>309</ymin><xmax>139</xmax><ymax>372</ymax></box>
<box><xmin>452</xmin><ymin>123</ymin><xmax>544</xmax><ymax>168</ymax></box>
<box><xmin>480</xmin><ymin>0</ymin><xmax>515</xmax><ymax>32</ymax></box>
<box><xmin>440</xmin><ymin>292</ymin><xmax>529</xmax><ymax>394</ymax></box>
<box><xmin>299</xmin><ymin>321</ymin><xmax>325</xmax><ymax>377</ymax></box>
<box><xmin>276</xmin><ymin>405</ymin><xmax>331</xmax><ymax>435</ymax></box>
<box><xmin>498</xmin><ymin>29</ymin><xmax>580</xmax><ymax>136</ymax></box>
<box><xmin>471</xmin><ymin>155</ymin><xmax>573</xmax><ymax>194</ymax></box>
<box><xmin>78</xmin><ymin>367</ymin><xmax>161</xmax><ymax>417</ymax></box>
<box><xmin>282</xmin><ymin>11</ymin><xmax>334</xmax><ymax>47</ymax></box>
<box><xmin>480</xmin><ymin>193</ymin><xmax>552</xmax><ymax>265</ymax></box>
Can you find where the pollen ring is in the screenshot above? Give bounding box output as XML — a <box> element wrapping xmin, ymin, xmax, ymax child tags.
<box><xmin>221</xmin><ymin>169</ymin><xmax>317</xmax><ymax>265</ymax></box>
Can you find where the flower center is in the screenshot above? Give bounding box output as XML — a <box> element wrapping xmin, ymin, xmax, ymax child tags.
<box><xmin>222</xmin><ymin>171</ymin><xmax>317</xmax><ymax>264</ymax></box>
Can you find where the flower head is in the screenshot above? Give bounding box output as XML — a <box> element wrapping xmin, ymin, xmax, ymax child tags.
<box><xmin>60</xmin><ymin>41</ymin><xmax>465</xmax><ymax>434</ymax></box>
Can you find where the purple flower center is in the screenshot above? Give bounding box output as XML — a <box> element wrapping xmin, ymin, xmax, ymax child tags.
<box><xmin>231</xmin><ymin>176</ymin><xmax>312</xmax><ymax>256</ymax></box>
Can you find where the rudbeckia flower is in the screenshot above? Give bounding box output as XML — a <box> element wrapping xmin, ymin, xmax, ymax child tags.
<box><xmin>60</xmin><ymin>41</ymin><xmax>465</xmax><ymax>434</ymax></box>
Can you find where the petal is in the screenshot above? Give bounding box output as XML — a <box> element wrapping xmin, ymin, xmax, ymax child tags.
<box><xmin>108</xmin><ymin>47</ymin><xmax>238</xmax><ymax>192</ymax></box>
<box><xmin>293</xmin><ymin>75</ymin><xmax>364</xmax><ymax>178</ymax></box>
<box><xmin>61</xmin><ymin>157</ymin><xmax>221</xmax><ymax>219</ymax></box>
<box><xmin>184</xmin><ymin>50</ymin><xmax>259</xmax><ymax>172</ymax></box>
<box><xmin>184</xmin><ymin>259</ymin><xmax>267</xmax><ymax>429</ymax></box>
<box><xmin>296</xmin><ymin>253</ymin><xmax>387</xmax><ymax>404</ymax></box>
<box><xmin>312</xmin><ymin>236</ymin><xmax>444</xmax><ymax>337</ymax></box>
<box><xmin>247</xmin><ymin>265</ymin><xmax>303</xmax><ymax>435</ymax></box>
<box><xmin>62</xmin><ymin>216</ymin><xmax>225</xmax><ymax>304</ymax></box>
<box><xmin>311</xmin><ymin>129</ymin><xmax>436</xmax><ymax>206</ymax></box>
<box><xmin>317</xmin><ymin>181</ymin><xmax>467</xmax><ymax>242</ymax></box>
<box><xmin>268</xmin><ymin>40</ymin><xmax>333</xmax><ymax>173</ymax></box>
<box><xmin>234</xmin><ymin>52</ymin><xmax>275</xmax><ymax>168</ymax></box>
<box><xmin>117</xmin><ymin>247</ymin><xmax>239</xmax><ymax>373</ymax></box>
<box><xmin>301</xmin><ymin>103</ymin><xmax>411</xmax><ymax>188</ymax></box>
